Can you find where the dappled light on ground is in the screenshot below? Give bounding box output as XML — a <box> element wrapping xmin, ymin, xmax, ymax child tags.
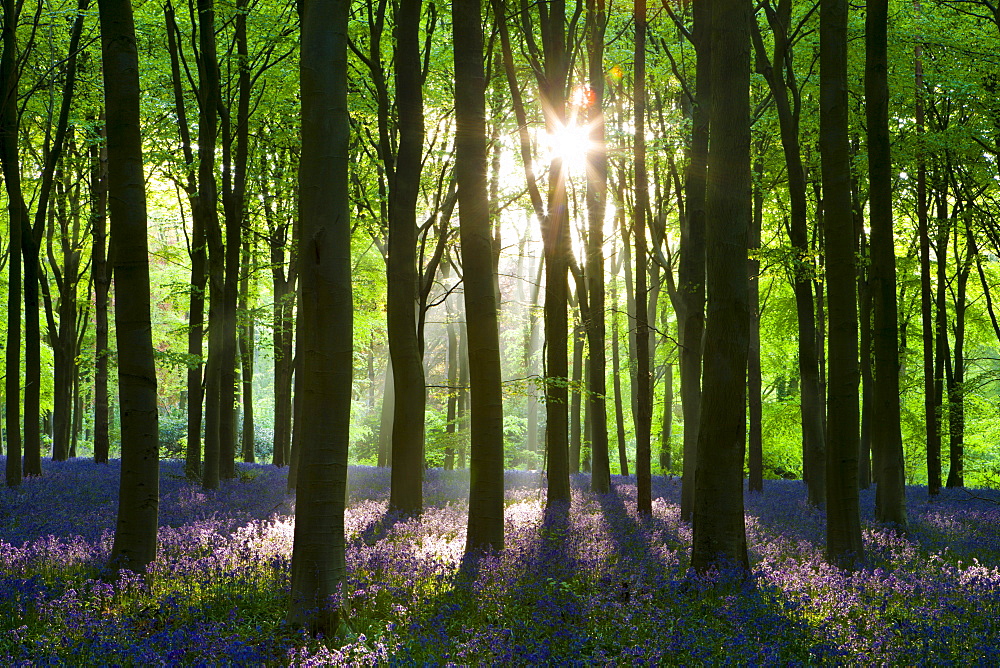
<box><xmin>1</xmin><ymin>458</ymin><xmax>999</xmax><ymax>664</ymax></box>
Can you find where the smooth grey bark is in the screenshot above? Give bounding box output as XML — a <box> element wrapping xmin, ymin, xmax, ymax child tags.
<box><xmin>679</xmin><ymin>0</ymin><xmax>710</xmax><ymax>523</ymax></box>
<box><xmin>287</xmin><ymin>0</ymin><xmax>351</xmax><ymax>635</ymax></box>
<box><xmin>387</xmin><ymin>0</ymin><xmax>427</xmax><ymax>515</ymax></box>
<box><xmin>634</xmin><ymin>0</ymin><xmax>653</xmax><ymax>515</ymax></box>
<box><xmin>586</xmin><ymin>0</ymin><xmax>611</xmax><ymax>494</ymax></box>
<box><xmin>866</xmin><ymin>0</ymin><xmax>907</xmax><ymax>525</ymax></box>
<box><xmin>691</xmin><ymin>0</ymin><xmax>752</xmax><ymax>573</ymax></box>
<box><xmin>454</xmin><ymin>0</ymin><xmax>505</xmax><ymax>552</ymax></box>
<box><xmin>100</xmin><ymin>0</ymin><xmax>160</xmax><ymax>571</ymax></box>
<box><xmin>820</xmin><ymin>0</ymin><xmax>865</xmax><ymax>568</ymax></box>
<box><xmin>1</xmin><ymin>0</ymin><xmax>24</xmax><ymax>487</ymax></box>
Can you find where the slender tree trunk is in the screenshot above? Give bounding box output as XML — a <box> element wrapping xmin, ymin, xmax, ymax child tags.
<box><xmin>199</xmin><ymin>0</ymin><xmax>224</xmax><ymax>490</ymax></box>
<box><xmin>748</xmin><ymin>155</ymin><xmax>763</xmax><ymax>493</ymax></box>
<box><xmin>612</xmin><ymin>267</ymin><xmax>629</xmax><ymax>476</ymax></box>
<box><xmin>454</xmin><ymin>0</ymin><xmax>505</xmax><ymax>551</ymax></box>
<box><xmin>857</xmin><ymin>227</ymin><xmax>873</xmax><ymax>489</ymax></box>
<box><xmin>679</xmin><ymin>0</ymin><xmax>711</xmax><ymax>522</ymax></box>
<box><xmin>933</xmin><ymin>185</ymin><xmax>948</xmax><ymax>494</ymax></box>
<box><xmin>946</xmin><ymin>218</ymin><xmax>971</xmax><ymax>488</ymax></box>
<box><xmin>634</xmin><ymin>0</ymin><xmax>653</xmax><ymax>515</ymax></box>
<box><xmin>377</xmin><ymin>359</ymin><xmax>393</xmax><ymax>467</ymax></box>
<box><xmin>570</xmin><ymin>318</ymin><xmax>584</xmax><ymax>474</ymax></box>
<box><xmin>445</xmin><ymin>316</ymin><xmax>458</xmax><ymax>471</ymax></box>
<box><xmin>867</xmin><ymin>0</ymin><xmax>906</xmax><ymax>525</ymax></box>
<box><xmin>100</xmin><ymin>0</ymin><xmax>160</xmax><ymax>570</ymax></box>
<box><xmin>915</xmin><ymin>8</ymin><xmax>940</xmax><ymax>497</ymax></box>
<box><xmin>691</xmin><ymin>0</ymin><xmax>752</xmax><ymax>572</ymax></box>
<box><xmin>388</xmin><ymin>0</ymin><xmax>427</xmax><ymax>515</ymax></box>
<box><xmin>586</xmin><ymin>0</ymin><xmax>610</xmax><ymax>494</ymax></box>
<box><xmin>1</xmin><ymin>0</ymin><xmax>25</xmax><ymax>486</ymax></box>
<box><xmin>239</xmin><ymin>238</ymin><xmax>255</xmax><ymax>463</ymax></box>
<box><xmin>287</xmin><ymin>0</ymin><xmax>351</xmax><ymax>634</ymax></box>
<box><xmin>821</xmin><ymin>0</ymin><xmax>864</xmax><ymax>567</ymax></box>
<box><xmin>542</xmin><ymin>35</ymin><xmax>572</xmax><ymax>505</ymax></box>
<box><xmin>91</xmin><ymin>119</ymin><xmax>110</xmax><ymax>464</ymax></box>
<box><xmin>457</xmin><ymin>323</ymin><xmax>469</xmax><ymax>469</ymax></box>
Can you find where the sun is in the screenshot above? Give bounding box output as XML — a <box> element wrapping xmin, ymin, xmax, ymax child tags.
<box><xmin>544</xmin><ymin>121</ymin><xmax>592</xmax><ymax>171</ymax></box>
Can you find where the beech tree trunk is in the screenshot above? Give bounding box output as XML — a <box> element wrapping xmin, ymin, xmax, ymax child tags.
<box><xmin>91</xmin><ymin>118</ymin><xmax>110</xmax><ymax>465</ymax></box>
<box><xmin>100</xmin><ymin>0</ymin><xmax>160</xmax><ymax>571</ymax></box>
<box><xmin>946</xmin><ymin>217</ymin><xmax>972</xmax><ymax>489</ymax></box>
<box><xmin>679</xmin><ymin>0</ymin><xmax>710</xmax><ymax>522</ymax></box>
<box><xmin>866</xmin><ymin>0</ymin><xmax>907</xmax><ymax>525</ymax></box>
<box><xmin>916</xmin><ymin>19</ymin><xmax>940</xmax><ymax>497</ymax></box>
<box><xmin>612</xmin><ymin>260</ymin><xmax>629</xmax><ymax>476</ymax></box>
<box><xmin>387</xmin><ymin>0</ymin><xmax>427</xmax><ymax>515</ymax></box>
<box><xmin>287</xmin><ymin>0</ymin><xmax>351</xmax><ymax>634</ymax></box>
<box><xmin>199</xmin><ymin>0</ymin><xmax>224</xmax><ymax>491</ymax></box>
<box><xmin>634</xmin><ymin>0</ymin><xmax>653</xmax><ymax>515</ymax></box>
<box><xmin>748</xmin><ymin>155</ymin><xmax>763</xmax><ymax>493</ymax></box>
<box><xmin>691</xmin><ymin>0</ymin><xmax>751</xmax><ymax>573</ymax></box>
<box><xmin>454</xmin><ymin>0</ymin><xmax>505</xmax><ymax>552</ymax></box>
<box><xmin>570</xmin><ymin>319</ymin><xmax>584</xmax><ymax>474</ymax></box>
<box><xmin>820</xmin><ymin>0</ymin><xmax>864</xmax><ymax>568</ymax></box>
<box><xmin>585</xmin><ymin>0</ymin><xmax>611</xmax><ymax>494</ymax></box>
<box><xmin>1</xmin><ymin>0</ymin><xmax>25</xmax><ymax>486</ymax></box>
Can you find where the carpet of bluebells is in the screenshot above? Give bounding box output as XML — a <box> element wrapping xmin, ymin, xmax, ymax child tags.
<box><xmin>1</xmin><ymin>458</ymin><xmax>999</xmax><ymax>665</ymax></box>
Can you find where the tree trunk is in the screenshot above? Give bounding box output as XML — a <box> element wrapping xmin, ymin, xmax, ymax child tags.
<box><xmin>634</xmin><ymin>0</ymin><xmax>653</xmax><ymax>515</ymax></box>
<box><xmin>679</xmin><ymin>0</ymin><xmax>711</xmax><ymax>522</ymax></box>
<box><xmin>586</xmin><ymin>0</ymin><xmax>610</xmax><ymax>494</ymax></box>
<box><xmin>91</xmin><ymin>118</ymin><xmax>110</xmax><ymax>464</ymax></box>
<box><xmin>915</xmin><ymin>11</ymin><xmax>940</xmax><ymax>497</ymax></box>
<box><xmin>866</xmin><ymin>0</ymin><xmax>907</xmax><ymax>525</ymax></box>
<box><xmin>388</xmin><ymin>0</ymin><xmax>427</xmax><ymax>515</ymax></box>
<box><xmin>946</xmin><ymin>217</ymin><xmax>971</xmax><ymax>488</ymax></box>
<box><xmin>1</xmin><ymin>0</ymin><xmax>24</xmax><ymax>486</ymax></box>
<box><xmin>454</xmin><ymin>0</ymin><xmax>505</xmax><ymax>551</ymax></box>
<box><xmin>821</xmin><ymin>0</ymin><xmax>864</xmax><ymax>567</ymax></box>
<box><xmin>287</xmin><ymin>0</ymin><xmax>351</xmax><ymax>634</ymax></box>
<box><xmin>239</xmin><ymin>237</ymin><xmax>255</xmax><ymax>463</ymax></box>
<box><xmin>612</xmin><ymin>263</ymin><xmax>629</xmax><ymax>476</ymax></box>
<box><xmin>100</xmin><ymin>0</ymin><xmax>160</xmax><ymax>570</ymax></box>
<box><xmin>933</xmin><ymin>182</ymin><xmax>948</xmax><ymax>493</ymax></box>
<box><xmin>199</xmin><ymin>0</ymin><xmax>224</xmax><ymax>491</ymax></box>
<box><xmin>857</xmin><ymin>227</ymin><xmax>873</xmax><ymax>489</ymax></box>
<box><xmin>748</xmin><ymin>155</ymin><xmax>763</xmax><ymax>493</ymax></box>
<box><xmin>570</xmin><ymin>318</ymin><xmax>584</xmax><ymax>474</ymax></box>
<box><xmin>539</xmin><ymin>0</ymin><xmax>572</xmax><ymax>507</ymax></box>
<box><xmin>691</xmin><ymin>0</ymin><xmax>751</xmax><ymax>573</ymax></box>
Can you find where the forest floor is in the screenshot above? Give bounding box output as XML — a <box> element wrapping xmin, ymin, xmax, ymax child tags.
<box><xmin>0</xmin><ymin>458</ymin><xmax>997</xmax><ymax>665</ymax></box>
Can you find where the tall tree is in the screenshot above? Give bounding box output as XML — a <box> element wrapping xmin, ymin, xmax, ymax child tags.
<box><xmin>691</xmin><ymin>0</ymin><xmax>752</xmax><ymax>573</ymax></box>
<box><xmin>678</xmin><ymin>0</ymin><xmax>711</xmax><ymax>522</ymax></box>
<box><xmin>866</xmin><ymin>0</ymin><xmax>907</xmax><ymax>526</ymax></box>
<box><xmin>198</xmin><ymin>0</ymin><xmax>225</xmax><ymax>490</ymax></box>
<box><xmin>287</xmin><ymin>0</ymin><xmax>352</xmax><ymax>634</ymax></box>
<box><xmin>387</xmin><ymin>0</ymin><xmax>428</xmax><ymax>515</ymax></box>
<box><xmin>454</xmin><ymin>0</ymin><xmax>504</xmax><ymax>553</ymax></box>
<box><xmin>820</xmin><ymin>0</ymin><xmax>864</xmax><ymax>567</ymax></box>
<box><xmin>914</xmin><ymin>9</ymin><xmax>940</xmax><ymax>496</ymax></box>
<box><xmin>586</xmin><ymin>0</ymin><xmax>611</xmax><ymax>494</ymax></box>
<box><xmin>1</xmin><ymin>0</ymin><xmax>25</xmax><ymax>487</ymax></box>
<box><xmin>100</xmin><ymin>0</ymin><xmax>160</xmax><ymax>571</ymax></box>
<box><xmin>90</xmin><ymin>119</ymin><xmax>110</xmax><ymax>465</ymax></box>
<box><xmin>634</xmin><ymin>0</ymin><xmax>653</xmax><ymax>515</ymax></box>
